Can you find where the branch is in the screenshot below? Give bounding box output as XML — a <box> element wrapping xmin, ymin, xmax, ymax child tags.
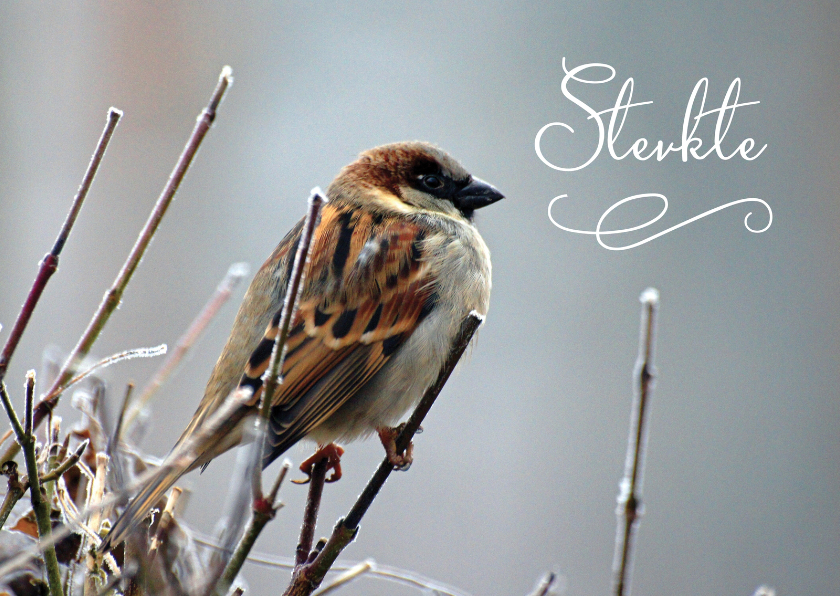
<box><xmin>612</xmin><ymin>288</ymin><xmax>659</xmax><ymax>596</ymax></box>
<box><xmin>27</xmin><ymin>66</ymin><xmax>233</xmax><ymax>437</ymax></box>
<box><xmin>526</xmin><ymin>572</ymin><xmax>557</xmax><ymax>596</ymax></box>
<box><xmin>282</xmin><ymin>311</ymin><xmax>484</xmax><ymax>596</ymax></box>
<box><xmin>1</xmin><ymin>374</ymin><xmax>65</xmax><ymax>596</ymax></box>
<box><xmin>207</xmin><ymin>191</ymin><xmax>322</xmax><ymax>595</ymax></box>
<box><xmin>258</xmin><ymin>189</ymin><xmax>325</xmax><ymax>466</ymax></box>
<box><xmin>0</xmin><ymin>108</ymin><xmax>121</xmax><ymax>386</ymax></box>
<box><xmin>147</xmin><ymin>486</ymin><xmax>183</xmax><ymax>561</ymax></box>
<box><xmin>41</xmin><ymin>344</ymin><xmax>167</xmax><ymax>404</ymax></box>
<box><xmin>85</xmin><ymin>453</ymin><xmax>110</xmax><ymax>596</ymax></box>
<box><xmin>295</xmin><ymin>458</ymin><xmax>328</xmax><ymax>567</ymax></box>
<box><xmin>0</xmin><ymin>461</ymin><xmax>25</xmax><ymax>530</ymax></box>
<box><xmin>124</xmin><ymin>262</ymin><xmax>249</xmax><ymax>432</ymax></box>
<box><xmin>312</xmin><ymin>560</ymin><xmax>374</xmax><ymax>596</ymax></box>
<box><xmin>215</xmin><ymin>462</ymin><xmax>290</xmax><ymax>595</ymax></box>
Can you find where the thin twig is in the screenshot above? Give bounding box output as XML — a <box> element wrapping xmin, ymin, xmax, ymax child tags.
<box><xmin>0</xmin><ymin>461</ymin><xmax>25</xmax><ymax>530</ymax></box>
<box><xmin>124</xmin><ymin>262</ymin><xmax>249</xmax><ymax>432</ymax></box>
<box><xmin>41</xmin><ymin>439</ymin><xmax>89</xmax><ymax>484</ymax></box>
<box><xmin>148</xmin><ymin>486</ymin><xmax>183</xmax><ymax>561</ymax></box>
<box><xmin>41</xmin><ymin>345</ymin><xmax>167</xmax><ymax>404</ymax></box>
<box><xmin>0</xmin><ymin>108</ymin><xmax>121</xmax><ymax>386</ymax></box>
<box><xmin>192</xmin><ymin>531</ymin><xmax>474</xmax><ymax>596</ymax></box>
<box><xmin>215</xmin><ymin>462</ymin><xmax>290</xmax><ymax>595</ymax></box>
<box><xmin>526</xmin><ymin>572</ymin><xmax>557</xmax><ymax>596</ymax></box>
<box><xmin>214</xmin><ymin>191</ymin><xmax>323</xmax><ymax>595</ymax></box>
<box><xmin>27</xmin><ymin>66</ymin><xmax>233</xmax><ymax>439</ymax></box>
<box><xmin>256</xmin><ymin>190</ymin><xmax>325</xmax><ymax>489</ymax></box>
<box><xmin>312</xmin><ymin>560</ymin><xmax>374</xmax><ymax>596</ymax></box>
<box><xmin>23</xmin><ymin>371</ymin><xmax>34</xmax><ymax>438</ymax></box>
<box><xmin>295</xmin><ymin>458</ymin><xmax>328</xmax><ymax>567</ymax></box>
<box><xmin>282</xmin><ymin>311</ymin><xmax>484</xmax><ymax>596</ymax></box>
<box><xmin>612</xmin><ymin>288</ymin><xmax>659</xmax><ymax>596</ymax></box>
<box><xmin>0</xmin><ymin>383</ymin><xmax>25</xmax><ymax>440</ymax></box>
<box><xmin>1</xmin><ymin>375</ymin><xmax>65</xmax><ymax>595</ymax></box>
<box><xmin>85</xmin><ymin>453</ymin><xmax>109</xmax><ymax>596</ymax></box>
<box><xmin>108</xmin><ymin>382</ymin><xmax>134</xmax><ymax>459</ymax></box>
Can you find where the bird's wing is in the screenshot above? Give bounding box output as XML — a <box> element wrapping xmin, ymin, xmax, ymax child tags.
<box><xmin>238</xmin><ymin>204</ymin><xmax>440</xmax><ymax>467</ymax></box>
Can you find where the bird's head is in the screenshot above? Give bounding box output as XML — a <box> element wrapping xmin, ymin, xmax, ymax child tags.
<box><xmin>328</xmin><ymin>141</ymin><xmax>504</xmax><ymax>221</ymax></box>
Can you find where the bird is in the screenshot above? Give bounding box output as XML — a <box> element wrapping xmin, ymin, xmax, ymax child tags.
<box><xmin>101</xmin><ymin>141</ymin><xmax>504</xmax><ymax>551</ymax></box>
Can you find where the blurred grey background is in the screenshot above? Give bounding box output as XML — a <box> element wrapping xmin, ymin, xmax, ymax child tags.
<box><xmin>1</xmin><ymin>2</ymin><xmax>838</xmax><ymax>595</ymax></box>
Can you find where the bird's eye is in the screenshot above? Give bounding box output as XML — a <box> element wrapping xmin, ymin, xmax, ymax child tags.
<box><xmin>422</xmin><ymin>175</ymin><xmax>444</xmax><ymax>190</ymax></box>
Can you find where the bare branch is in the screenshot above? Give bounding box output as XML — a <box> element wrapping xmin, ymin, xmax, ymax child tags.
<box><xmin>526</xmin><ymin>572</ymin><xmax>557</xmax><ymax>596</ymax></box>
<box><xmin>215</xmin><ymin>461</ymin><xmax>291</xmax><ymax>595</ymax></box>
<box><xmin>295</xmin><ymin>458</ymin><xmax>328</xmax><ymax>567</ymax></box>
<box><xmin>612</xmin><ymin>287</ymin><xmax>659</xmax><ymax>596</ymax></box>
<box><xmin>10</xmin><ymin>372</ymin><xmax>66</xmax><ymax>596</ymax></box>
<box><xmin>0</xmin><ymin>108</ymin><xmax>121</xmax><ymax>385</ymax></box>
<box><xmin>40</xmin><ymin>439</ymin><xmax>89</xmax><ymax>484</ymax></box>
<box><xmin>312</xmin><ymin>560</ymin><xmax>374</xmax><ymax>596</ymax></box>
<box><xmin>192</xmin><ymin>532</ymin><xmax>474</xmax><ymax>596</ymax></box>
<box><xmin>126</xmin><ymin>262</ymin><xmax>249</xmax><ymax>431</ymax></box>
<box><xmin>0</xmin><ymin>461</ymin><xmax>25</xmax><ymax>530</ymax></box>
<box><xmin>148</xmin><ymin>486</ymin><xmax>183</xmax><ymax>561</ymax></box>
<box><xmin>0</xmin><ymin>384</ymin><xmax>25</xmax><ymax>457</ymax></box>
<box><xmin>28</xmin><ymin>66</ymin><xmax>233</xmax><ymax>436</ymax></box>
<box><xmin>282</xmin><ymin>311</ymin><xmax>484</xmax><ymax>596</ymax></box>
<box><xmin>108</xmin><ymin>382</ymin><xmax>134</xmax><ymax>459</ymax></box>
<box><xmin>257</xmin><ymin>190</ymin><xmax>325</xmax><ymax>473</ymax></box>
<box><xmin>42</xmin><ymin>344</ymin><xmax>167</xmax><ymax>404</ymax></box>
<box><xmin>23</xmin><ymin>371</ymin><xmax>35</xmax><ymax>438</ymax></box>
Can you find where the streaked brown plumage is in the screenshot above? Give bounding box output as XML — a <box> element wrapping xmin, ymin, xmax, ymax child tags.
<box><xmin>101</xmin><ymin>141</ymin><xmax>503</xmax><ymax>551</ymax></box>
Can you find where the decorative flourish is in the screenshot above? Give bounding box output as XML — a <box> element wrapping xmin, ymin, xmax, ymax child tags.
<box><xmin>548</xmin><ymin>193</ymin><xmax>772</xmax><ymax>250</ymax></box>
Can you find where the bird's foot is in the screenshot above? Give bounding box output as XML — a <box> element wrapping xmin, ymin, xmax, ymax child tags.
<box><xmin>292</xmin><ymin>443</ymin><xmax>345</xmax><ymax>484</ymax></box>
<box><xmin>378</xmin><ymin>425</ymin><xmax>414</xmax><ymax>471</ymax></box>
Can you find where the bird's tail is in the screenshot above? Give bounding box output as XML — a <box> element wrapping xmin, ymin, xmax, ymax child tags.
<box><xmin>98</xmin><ymin>460</ymin><xmax>185</xmax><ymax>553</ymax></box>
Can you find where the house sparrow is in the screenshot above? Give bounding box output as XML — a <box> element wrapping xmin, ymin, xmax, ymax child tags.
<box><xmin>102</xmin><ymin>141</ymin><xmax>503</xmax><ymax>551</ymax></box>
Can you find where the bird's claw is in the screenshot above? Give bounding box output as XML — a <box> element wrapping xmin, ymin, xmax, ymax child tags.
<box><xmin>292</xmin><ymin>443</ymin><xmax>345</xmax><ymax>484</ymax></box>
<box><xmin>378</xmin><ymin>426</ymin><xmax>414</xmax><ymax>471</ymax></box>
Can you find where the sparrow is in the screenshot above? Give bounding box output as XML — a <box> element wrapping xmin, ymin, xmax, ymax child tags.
<box><xmin>101</xmin><ymin>141</ymin><xmax>503</xmax><ymax>551</ymax></box>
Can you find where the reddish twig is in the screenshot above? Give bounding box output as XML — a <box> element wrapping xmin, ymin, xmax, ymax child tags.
<box><xmin>612</xmin><ymin>288</ymin><xmax>659</xmax><ymax>596</ymax></box>
<box><xmin>28</xmin><ymin>67</ymin><xmax>233</xmax><ymax>437</ymax></box>
<box><xmin>0</xmin><ymin>108</ymin><xmax>121</xmax><ymax>385</ymax></box>
<box><xmin>295</xmin><ymin>458</ymin><xmax>328</xmax><ymax>567</ymax></box>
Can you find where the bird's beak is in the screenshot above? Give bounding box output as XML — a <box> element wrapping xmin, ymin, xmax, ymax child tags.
<box><xmin>453</xmin><ymin>177</ymin><xmax>505</xmax><ymax>212</ymax></box>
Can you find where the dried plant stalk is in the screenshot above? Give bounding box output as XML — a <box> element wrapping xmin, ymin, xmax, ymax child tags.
<box><xmin>612</xmin><ymin>288</ymin><xmax>659</xmax><ymax>596</ymax></box>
